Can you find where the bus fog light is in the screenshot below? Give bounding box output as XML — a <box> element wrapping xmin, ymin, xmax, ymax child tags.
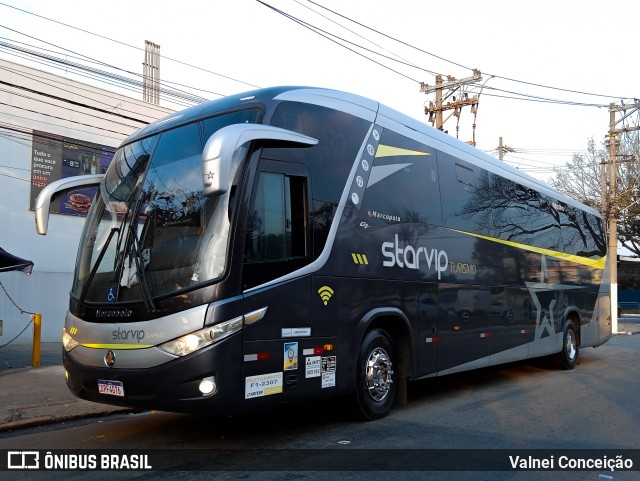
<box><xmin>199</xmin><ymin>376</ymin><xmax>217</xmax><ymax>395</ymax></box>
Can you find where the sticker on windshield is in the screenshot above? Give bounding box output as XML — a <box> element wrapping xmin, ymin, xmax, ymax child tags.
<box><xmin>106</xmin><ymin>286</ymin><xmax>116</xmax><ymax>303</ymax></box>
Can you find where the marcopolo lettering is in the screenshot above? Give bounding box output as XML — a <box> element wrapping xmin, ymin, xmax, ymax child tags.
<box><xmin>112</xmin><ymin>327</ymin><xmax>145</xmax><ymax>342</ymax></box>
<box><xmin>381</xmin><ymin>234</ymin><xmax>449</xmax><ymax>279</ymax></box>
<box><xmin>96</xmin><ymin>309</ymin><xmax>133</xmax><ymax>319</ymax></box>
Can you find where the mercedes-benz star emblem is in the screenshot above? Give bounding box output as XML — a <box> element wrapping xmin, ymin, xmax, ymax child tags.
<box><xmin>104</xmin><ymin>350</ymin><xmax>116</xmax><ymax>368</ymax></box>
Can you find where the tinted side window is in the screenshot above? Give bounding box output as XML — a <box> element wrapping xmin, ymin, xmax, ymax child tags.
<box><xmin>359</xmin><ymin>129</ymin><xmax>442</xmax><ymax>228</ymax></box>
<box><xmin>246</xmin><ymin>172</ymin><xmax>308</xmax><ymax>261</ymax></box>
<box><xmin>559</xmin><ymin>205</ymin><xmax>606</xmax><ymax>258</ymax></box>
<box><xmin>243</xmin><ymin>160</ymin><xmax>311</xmax><ymax>289</ymax></box>
<box><xmin>202</xmin><ymin>109</ymin><xmax>260</xmax><ymax>143</ymax></box>
<box><xmin>485</xmin><ymin>175</ymin><xmax>562</xmax><ymax>250</ymax></box>
<box><xmin>438</xmin><ymin>153</ymin><xmax>491</xmax><ymax>234</ymax></box>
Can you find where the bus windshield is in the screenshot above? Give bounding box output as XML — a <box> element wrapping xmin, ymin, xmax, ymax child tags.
<box><xmin>71</xmin><ymin>109</ymin><xmax>260</xmax><ymax>305</ymax></box>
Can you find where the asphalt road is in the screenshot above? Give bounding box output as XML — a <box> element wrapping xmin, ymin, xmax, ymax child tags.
<box><xmin>1</xmin><ymin>323</ymin><xmax>639</xmax><ymax>481</ymax></box>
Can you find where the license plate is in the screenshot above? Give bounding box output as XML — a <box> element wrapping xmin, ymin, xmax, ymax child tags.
<box><xmin>98</xmin><ymin>380</ymin><xmax>124</xmax><ymax>397</ymax></box>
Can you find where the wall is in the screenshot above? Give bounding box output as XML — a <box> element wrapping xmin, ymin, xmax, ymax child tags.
<box><xmin>0</xmin><ymin>58</ymin><xmax>174</xmax><ymax>343</ymax></box>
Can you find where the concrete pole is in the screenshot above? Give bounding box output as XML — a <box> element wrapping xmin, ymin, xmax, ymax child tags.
<box><xmin>435</xmin><ymin>74</ymin><xmax>443</xmax><ymax>131</ymax></box>
<box><xmin>609</xmin><ymin>103</ymin><xmax>618</xmax><ymax>334</ymax></box>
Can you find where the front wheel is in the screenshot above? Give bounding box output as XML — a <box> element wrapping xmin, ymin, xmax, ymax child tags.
<box><xmin>553</xmin><ymin>322</ymin><xmax>579</xmax><ymax>370</ymax></box>
<box><xmin>355</xmin><ymin>329</ymin><xmax>397</xmax><ymax>420</ymax></box>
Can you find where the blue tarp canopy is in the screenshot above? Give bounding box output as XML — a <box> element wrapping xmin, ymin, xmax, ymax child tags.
<box><xmin>0</xmin><ymin>247</ymin><xmax>33</xmax><ymax>275</ymax></box>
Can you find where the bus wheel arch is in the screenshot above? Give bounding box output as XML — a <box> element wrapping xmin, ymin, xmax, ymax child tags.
<box><xmin>353</xmin><ymin>310</ymin><xmax>413</xmax><ymax>420</ymax></box>
<box><xmin>553</xmin><ymin>312</ymin><xmax>580</xmax><ymax>370</ymax></box>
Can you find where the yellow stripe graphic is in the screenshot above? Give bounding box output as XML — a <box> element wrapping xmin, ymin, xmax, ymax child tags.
<box><xmin>82</xmin><ymin>344</ymin><xmax>153</xmax><ymax>350</ymax></box>
<box><xmin>375</xmin><ymin>145</ymin><xmax>431</xmax><ymax>158</ymax></box>
<box><xmin>449</xmin><ymin>228</ymin><xmax>606</xmax><ymax>269</ymax></box>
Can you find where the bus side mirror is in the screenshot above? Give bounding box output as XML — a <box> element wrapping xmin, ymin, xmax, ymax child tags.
<box><xmin>202</xmin><ymin>124</ymin><xmax>318</xmax><ymax>197</ymax></box>
<box><xmin>34</xmin><ymin>174</ymin><xmax>104</xmax><ymax>235</ymax></box>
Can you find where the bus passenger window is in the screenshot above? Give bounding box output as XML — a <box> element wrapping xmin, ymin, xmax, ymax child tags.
<box><xmin>245</xmin><ymin>172</ymin><xmax>309</xmax><ymax>262</ymax></box>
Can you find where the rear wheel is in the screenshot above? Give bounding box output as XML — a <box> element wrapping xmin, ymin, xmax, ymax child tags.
<box><xmin>553</xmin><ymin>322</ymin><xmax>579</xmax><ymax>370</ymax></box>
<box><xmin>355</xmin><ymin>329</ymin><xmax>397</xmax><ymax>420</ymax></box>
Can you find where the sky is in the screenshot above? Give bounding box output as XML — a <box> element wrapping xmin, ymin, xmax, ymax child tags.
<box><xmin>1</xmin><ymin>0</ymin><xmax>640</xmax><ymax>184</ymax></box>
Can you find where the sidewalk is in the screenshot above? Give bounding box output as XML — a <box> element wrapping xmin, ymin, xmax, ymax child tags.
<box><xmin>0</xmin><ymin>343</ymin><xmax>134</xmax><ymax>432</ymax></box>
<box><xmin>0</xmin><ymin>317</ymin><xmax>639</xmax><ymax>433</ymax></box>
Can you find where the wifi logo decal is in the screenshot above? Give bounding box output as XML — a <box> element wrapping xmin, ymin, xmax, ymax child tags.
<box><xmin>318</xmin><ymin>286</ymin><xmax>334</xmax><ymax>306</ymax></box>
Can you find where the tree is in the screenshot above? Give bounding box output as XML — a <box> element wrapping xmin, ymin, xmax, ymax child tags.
<box><xmin>549</xmin><ymin>135</ymin><xmax>640</xmax><ymax>257</ymax></box>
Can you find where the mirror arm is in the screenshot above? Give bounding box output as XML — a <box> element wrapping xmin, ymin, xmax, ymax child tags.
<box><xmin>34</xmin><ymin>174</ymin><xmax>104</xmax><ymax>235</ymax></box>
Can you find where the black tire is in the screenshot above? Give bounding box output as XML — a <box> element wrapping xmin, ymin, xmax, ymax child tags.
<box><xmin>553</xmin><ymin>322</ymin><xmax>579</xmax><ymax>370</ymax></box>
<box><xmin>355</xmin><ymin>329</ymin><xmax>397</xmax><ymax>420</ymax></box>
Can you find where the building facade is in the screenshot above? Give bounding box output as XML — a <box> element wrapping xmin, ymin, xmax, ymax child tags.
<box><xmin>0</xmin><ymin>58</ymin><xmax>174</xmax><ymax>343</ymax></box>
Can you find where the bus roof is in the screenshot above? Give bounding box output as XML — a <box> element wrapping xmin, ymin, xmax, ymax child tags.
<box><xmin>126</xmin><ymin>86</ymin><xmax>600</xmax><ymax>218</ymax></box>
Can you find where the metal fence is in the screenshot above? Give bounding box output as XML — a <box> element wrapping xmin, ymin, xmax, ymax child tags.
<box><xmin>619</xmin><ymin>302</ymin><xmax>640</xmax><ymax>315</ymax></box>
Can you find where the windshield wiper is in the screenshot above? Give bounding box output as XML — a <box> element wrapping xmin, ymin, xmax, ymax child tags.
<box><xmin>124</xmin><ymin>226</ymin><xmax>157</xmax><ymax>312</ymax></box>
<box><xmin>77</xmin><ymin>226</ymin><xmax>120</xmax><ymax>308</ymax></box>
<box><xmin>118</xmin><ymin>191</ymin><xmax>157</xmax><ymax>312</ymax></box>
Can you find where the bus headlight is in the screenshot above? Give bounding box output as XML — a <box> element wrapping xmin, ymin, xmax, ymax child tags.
<box><xmin>159</xmin><ymin>316</ymin><xmax>243</xmax><ymax>356</ymax></box>
<box><xmin>62</xmin><ymin>328</ymin><xmax>80</xmax><ymax>352</ymax></box>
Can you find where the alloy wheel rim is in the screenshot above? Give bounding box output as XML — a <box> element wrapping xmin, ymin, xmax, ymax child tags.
<box><xmin>365</xmin><ymin>347</ymin><xmax>394</xmax><ymax>401</ymax></box>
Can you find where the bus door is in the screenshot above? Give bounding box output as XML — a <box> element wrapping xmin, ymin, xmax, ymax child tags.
<box><xmin>240</xmin><ymin>158</ymin><xmax>329</xmax><ymax>402</ymax></box>
<box><xmin>436</xmin><ymin>284</ymin><xmax>491</xmax><ymax>373</ymax></box>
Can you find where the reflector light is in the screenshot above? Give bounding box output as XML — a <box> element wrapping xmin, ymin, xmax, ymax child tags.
<box><xmin>257</xmin><ymin>352</ymin><xmax>270</xmax><ymax>360</ymax></box>
<box><xmin>313</xmin><ymin>347</ymin><xmax>324</xmax><ymax>355</ymax></box>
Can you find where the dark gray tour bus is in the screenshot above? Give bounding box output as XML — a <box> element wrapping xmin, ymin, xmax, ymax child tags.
<box><xmin>36</xmin><ymin>86</ymin><xmax>611</xmax><ymax>420</ymax></box>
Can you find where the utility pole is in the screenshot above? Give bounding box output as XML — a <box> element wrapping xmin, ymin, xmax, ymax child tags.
<box><xmin>608</xmin><ymin>103</ymin><xmax>618</xmax><ymax>334</ymax></box>
<box><xmin>497</xmin><ymin>137</ymin><xmax>515</xmax><ymax>161</ymax></box>
<box><xmin>421</xmin><ymin>70</ymin><xmax>482</xmax><ymax>143</ymax></box>
<box><xmin>604</xmin><ymin>100</ymin><xmax>640</xmax><ymax>333</ymax></box>
<box><xmin>434</xmin><ymin>74</ymin><xmax>443</xmax><ymax>131</ymax></box>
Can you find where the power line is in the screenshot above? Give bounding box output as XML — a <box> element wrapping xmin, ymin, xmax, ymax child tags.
<box><xmin>0</xmin><ymin>35</ymin><xmax>224</xmax><ymax>100</ymax></box>
<box><xmin>0</xmin><ymin>44</ymin><xmax>192</xmax><ymax>109</ymax></box>
<box><xmin>0</xmin><ymin>38</ymin><xmax>208</xmax><ymax>106</ymax></box>
<box><xmin>292</xmin><ymin>0</ymin><xmax>426</xmax><ymax>75</ymax></box>
<box><xmin>477</xmin><ymin>89</ymin><xmax>606</xmax><ymax>108</ymax></box>
<box><xmin>0</xmin><ymin>82</ymin><xmax>146</xmax><ymax>128</ymax></box>
<box><xmin>256</xmin><ymin>0</ymin><xmax>422</xmax><ymax>83</ymax></box>
<box><xmin>0</xmin><ymin>122</ymin><xmax>121</xmax><ymax>152</ymax></box>
<box><xmin>0</xmin><ymin>62</ymin><xmax>172</xmax><ymax>121</ymax></box>
<box><xmin>298</xmin><ymin>0</ymin><xmax>635</xmax><ymax>102</ymax></box>
<box><xmin>0</xmin><ymin>109</ymin><xmax>128</xmax><ymax>142</ymax></box>
<box><xmin>304</xmin><ymin>0</ymin><xmax>472</xmax><ymax>73</ymax></box>
<box><xmin>0</xmin><ymin>1</ymin><xmax>260</xmax><ymax>90</ymax></box>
